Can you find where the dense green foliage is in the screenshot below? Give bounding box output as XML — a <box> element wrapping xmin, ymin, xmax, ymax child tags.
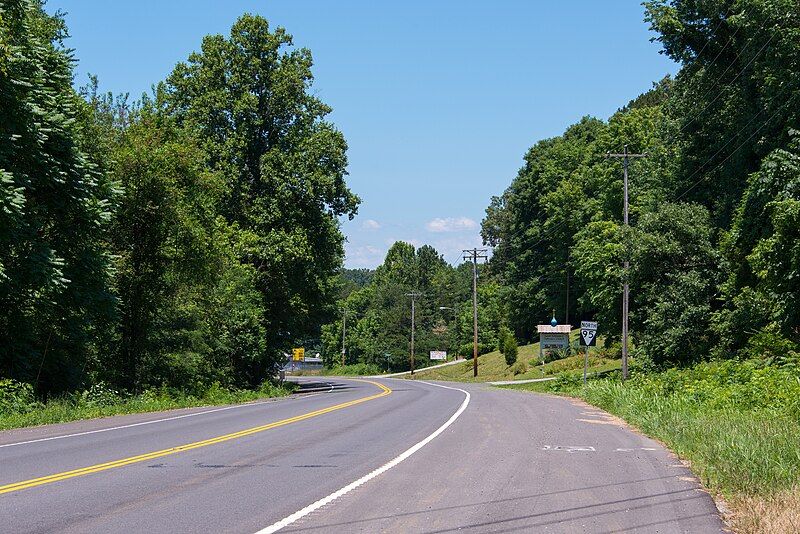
<box><xmin>1</xmin><ymin>0</ymin><xmax>115</xmax><ymax>393</ymax></box>
<box><xmin>319</xmin><ymin>363</ymin><xmax>382</xmax><ymax>377</ymax></box>
<box><xmin>498</xmin><ymin>325</ymin><xmax>518</xmax><ymax>366</ymax></box>
<box><xmin>321</xmin><ymin>242</ymin><xmax>509</xmax><ymax>371</ymax></box>
<box><xmin>484</xmin><ymin>0</ymin><xmax>800</xmax><ymax>365</ymax></box>
<box><xmin>1</xmin><ymin>2</ymin><xmax>356</xmax><ymax>399</ymax></box>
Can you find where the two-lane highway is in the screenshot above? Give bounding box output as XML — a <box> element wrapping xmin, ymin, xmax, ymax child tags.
<box><xmin>0</xmin><ymin>378</ymin><xmax>725</xmax><ymax>533</ymax></box>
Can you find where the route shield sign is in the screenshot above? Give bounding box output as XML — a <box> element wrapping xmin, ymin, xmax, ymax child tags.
<box><xmin>580</xmin><ymin>321</ymin><xmax>598</xmax><ymax>347</ymax></box>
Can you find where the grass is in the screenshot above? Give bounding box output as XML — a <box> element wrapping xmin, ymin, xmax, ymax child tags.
<box><xmin>503</xmin><ymin>360</ymin><xmax>800</xmax><ymax>533</ymax></box>
<box><xmin>405</xmin><ymin>333</ymin><xmax>620</xmax><ymax>383</ymax></box>
<box><xmin>0</xmin><ymin>381</ymin><xmax>296</xmax><ymax>431</ymax></box>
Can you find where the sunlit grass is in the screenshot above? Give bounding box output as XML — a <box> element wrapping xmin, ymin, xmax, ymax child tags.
<box><xmin>408</xmin><ymin>334</ymin><xmax>619</xmax><ymax>383</ymax></box>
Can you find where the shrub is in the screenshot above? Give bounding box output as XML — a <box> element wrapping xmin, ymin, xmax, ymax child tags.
<box><xmin>320</xmin><ymin>363</ymin><xmax>381</xmax><ymax>376</ymax></box>
<box><xmin>504</xmin><ymin>334</ymin><xmax>518</xmax><ymax>366</ymax></box>
<box><xmin>0</xmin><ymin>379</ymin><xmax>41</xmax><ymax>414</ymax></box>
<box><xmin>543</xmin><ymin>347</ymin><xmax>569</xmax><ymax>363</ymax></box>
<box><xmin>459</xmin><ymin>342</ymin><xmax>495</xmax><ymax>359</ymax></box>
<box><xmin>78</xmin><ymin>382</ymin><xmax>123</xmax><ymax>407</ymax></box>
<box><xmin>510</xmin><ymin>361</ymin><xmax>528</xmax><ymax>375</ymax></box>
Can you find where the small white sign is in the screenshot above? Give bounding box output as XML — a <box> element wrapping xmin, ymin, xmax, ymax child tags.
<box><xmin>580</xmin><ymin>321</ymin><xmax>598</xmax><ymax>330</ymax></box>
<box><xmin>430</xmin><ymin>350</ymin><xmax>447</xmax><ymax>361</ymax></box>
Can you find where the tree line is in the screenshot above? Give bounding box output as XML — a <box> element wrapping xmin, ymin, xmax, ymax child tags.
<box><xmin>321</xmin><ymin>244</ymin><xmax>508</xmax><ymax>371</ymax></box>
<box><xmin>323</xmin><ymin>0</ymin><xmax>799</xmax><ymax>370</ymax></box>
<box><xmin>1</xmin><ymin>1</ymin><xmax>358</xmax><ymax>395</ymax></box>
<box><xmin>484</xmin><ymin>0</ymin><xmax>799</xmax><ymax>367</ymax></box>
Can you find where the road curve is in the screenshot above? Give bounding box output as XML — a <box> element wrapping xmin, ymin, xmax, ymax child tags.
<box><xmin>0</xmin><ymin>378</ymin><xmax>724</xmax><ymax>533</ymax></box>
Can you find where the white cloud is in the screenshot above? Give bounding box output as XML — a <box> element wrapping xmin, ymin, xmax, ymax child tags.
<box><xmin>345</xmin><ymin>245</ymin><xmax>385</xmax><ymax>268</ymax></box>
<box><xmin>425</xmin><ymin>216</ymin><xmax>478</xmax><ymax>233</ymax></box>
<box><xmin>385</xmin><ymin>237</ymin><xmax>421</xmax><ymax>248</ymax></box>
<box><xmin>361</xmin><ymin>219</ymin><xmax>381</xmax><ymax>230</ymax></box>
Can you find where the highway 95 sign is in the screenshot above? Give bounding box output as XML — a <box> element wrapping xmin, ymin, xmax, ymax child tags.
<box><xmin>580</xmin><ymin>321</ymin><xmax>598</xmax><ymax>347</ymax></box>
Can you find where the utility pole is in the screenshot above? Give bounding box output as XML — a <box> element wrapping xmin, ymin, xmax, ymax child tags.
<box><xmin>406</xmin><ymin>291</ymin><xmax>422</xmax><ymax>376</ymax></box>
<box><xmin>606</xmin><ymin>145</ymin><xmax>646</xmax><ymax>382</ymax></box>
<box><xmin>341</xmin><ymin>308</ymin><xmax>347</xmax><ymax>367</ymax></box>
<box><xmin>463</xmin><ymin>248</ymin><xmax>488</xmax><ymax>377</ymax></box>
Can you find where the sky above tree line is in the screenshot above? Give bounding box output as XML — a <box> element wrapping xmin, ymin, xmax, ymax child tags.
<box><xmin>48</xmin><ymin>0</ymin><xmax>678</xmax><ymax>268</ymax></box>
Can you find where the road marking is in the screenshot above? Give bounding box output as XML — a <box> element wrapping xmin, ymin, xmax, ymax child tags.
<box><xmin>0</xmin><ymin>380</ymin><xmax>336</xmax><ymax>450</ymax></box>
<box><xmin>0</xmin><ymin>380</ymin><xmax>390</xmax><ymax>495</ymax></box>
<box><xmin>255</xmin><ymin>380</ymin><xmax>471</xmax><ymax>534</ymax></box>
<box><xmin>541</xmin><ymin>445</ymin><xmax>596</xmax><ymax>453</ymax></box>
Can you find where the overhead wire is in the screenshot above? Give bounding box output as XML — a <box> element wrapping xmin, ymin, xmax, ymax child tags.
<box><xmin>493</xmin><ymin>4</ymin><xmax>780</xmax><ymax>256</ymax></box>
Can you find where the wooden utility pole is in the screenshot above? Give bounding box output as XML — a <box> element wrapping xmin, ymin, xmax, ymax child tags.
<box><xmin>406</xmin><ymin>291</ymin><xmax>422</xmax><ymax>376</ymax></box>
<box><xmin>463</xmin><ymin>248</ymin><xmax>488</xmax><ymax>377</ymax></box>
<box><xmin>606</xmin><ymin>145</ymin><xmax>646</xmax><ymax>382</ymax></box>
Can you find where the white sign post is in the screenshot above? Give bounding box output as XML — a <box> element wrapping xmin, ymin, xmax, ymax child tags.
<box><xmin>579</xmin><ymin>321</ymin><xmax>599</xmax><ymax>385</ymax></box>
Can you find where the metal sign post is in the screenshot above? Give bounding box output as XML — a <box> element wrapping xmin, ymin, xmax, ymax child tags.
<box><xmin>579</xmin><ymin>321</ymin><xmax>598</xmax><ymax>385</ymax></box>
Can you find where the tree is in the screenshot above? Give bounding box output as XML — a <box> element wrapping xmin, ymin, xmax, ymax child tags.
<box><xmin>0</xmin><ymin>1</ymin><xmax>115</xmax><ymax>393</ymax></box>
<box><xmin>715</xmin><ymin>133</ymin><xmax>800</xmax><ymax>353</ymax></box>
<box><xmin>164</xmin><ymin>14</ymin><xmax>359</xmax><ymax>359</ymax></box>
<box><xmin>321</xmin><ymin>242</ymin><xmax>473</xmax><ymax>370</ymax></box>
<box><xmin>644</xmin><ymin>0</ymin><xmax>800</xmax><ymax>227</ymax></box>
<box><xmin>629</xmin><ymin>203</ymin><xmax>720</xmax><ymax>366</ymax></box>
<box><xmin>499</xmin><ymin>325</ymin><xmax>518</xmax><ymax>366</ymax></box>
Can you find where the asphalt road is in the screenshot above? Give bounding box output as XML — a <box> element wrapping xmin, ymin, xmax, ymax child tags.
<box><xmin>0</xmin><ymin>377</ymin><xmax>725</xmax><ymax>533</ymax></box>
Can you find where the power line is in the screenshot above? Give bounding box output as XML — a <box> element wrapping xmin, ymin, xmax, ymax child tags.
<box><xmin>689</xmin><ymin>3</ymin><xmax>737</xmax><ymax>62</ymax></box>
<box><xmin>675</xmin><ymin>103</ymin><xmax>785</xmax><ymax>201</ymax></box>
<box><xmin>673</xmin><ymin>29</ymin><xmax>775</xmax><ymax>142</ymax></box>
<box><xmin>495</xmin><ymin>6</ymin><xmax>763</xmax><ymax>255</ymax></box>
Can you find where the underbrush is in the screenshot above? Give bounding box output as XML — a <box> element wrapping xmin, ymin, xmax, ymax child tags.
<box><xmin>507</xmin><ymin>359</ymin><xmax>800</xmax><ymax>532</ymax></box>
<box><xmin>319</xmin><ymin>363</ymin><xmax>382</xmax><ymax>376</ymax></box>
<box><xmin>0</xmin><ymin>379</ymin><xmax>295</xmax><ymax>431</ymax></box>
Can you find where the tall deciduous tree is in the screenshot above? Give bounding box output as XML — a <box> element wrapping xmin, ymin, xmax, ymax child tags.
<box><xmin>164</xmin><ymin>14</ymin><xmax>359</xmax><ymax>355</ymax></box>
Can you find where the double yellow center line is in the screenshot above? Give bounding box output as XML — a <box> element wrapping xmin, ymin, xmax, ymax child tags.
<box><xmin>0</xmin><ymin>380</ymin><xmax>391</xmax><ymax>495</ymax></box>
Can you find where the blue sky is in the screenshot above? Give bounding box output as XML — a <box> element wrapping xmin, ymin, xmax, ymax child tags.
<box><xmin>48</xmin><ymin>0</ymin><xmax>678</xmax><ymax>268</ymax></box>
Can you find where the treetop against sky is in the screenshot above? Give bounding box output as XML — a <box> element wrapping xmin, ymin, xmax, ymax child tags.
<box><xmin>48</xmin><ymin>0</ymin><xmax>677</xmax><ymax>267</ymax></box>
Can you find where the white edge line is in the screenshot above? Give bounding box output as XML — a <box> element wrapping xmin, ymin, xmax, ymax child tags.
<box><xmin>0</xmin><ymin>379</ymin><xmax>338</xmax><ymax>449</ymax></box>
<box><xmin>255</xmin><ymin>380</ymin><xmax>471</xmax><ymax>534</ymax></box>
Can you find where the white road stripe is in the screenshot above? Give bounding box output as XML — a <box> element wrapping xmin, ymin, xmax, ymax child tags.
<box><xmin>255</xmin><ymin>380</ymin><xmax>471</xmax><ymax>534</ymax></box>
<box><xmin>0</xmin><ymin>380</ymin><xmax>336</xmax><ymax>449</ymax></box>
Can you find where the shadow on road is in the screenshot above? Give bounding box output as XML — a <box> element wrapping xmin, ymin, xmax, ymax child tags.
<box><xmin>283</xmin><ymin>476</ymin><xmax>718</xmax><ymax>533</ymax></box>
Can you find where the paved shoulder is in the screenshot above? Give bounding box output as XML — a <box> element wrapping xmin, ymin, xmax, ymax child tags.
<box><xmin>285</xmin><ymin>381</ymin><xmax>725</xmax><ymax>533</ymax></box>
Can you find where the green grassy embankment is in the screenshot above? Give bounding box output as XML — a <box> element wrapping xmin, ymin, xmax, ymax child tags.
<box><xmin>504</xmin><ymin>359</ymin><xmax>800</xmax><ymax>533</ymax></box>
<box><xmin>408</xmin><ymin>332</ymin><xmax>619</xmax><ymax>383</ymax></box>
<box><xmin>0</xmin><ymin>380</ymin><xmax>295</xmax><ymax>431</ymax></box>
